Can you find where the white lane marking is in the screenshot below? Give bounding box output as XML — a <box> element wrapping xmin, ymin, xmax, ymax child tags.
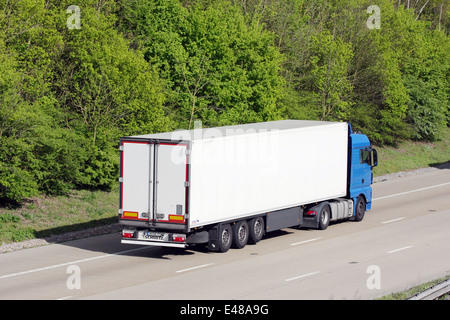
<box><xmin>56</xmin><ymin>296</ymin><xmax>72</xmax><ymax>300</ymax></box>
<box><xmin>176</xmin><ymin>263</ymin><xmax>214</xmax><ymax>273</ymax></box>
<box><xmin>285</xmin><ymin>271</ymin><xmax>320</xmax><ymax>282</ymax></box>
<box><xmin>387</xmin><ymin>246</ymin><xmax>413</xmax><ymax>254</ymax></box>
<box><xmin>382</xmin><ymin>217</ymin><xmax>406</xmax><ymax>224</ymax></box>
<box><xmin>0</xmin><ymin>247</ymin><xmax>149</xmax><ymax>280</ymax></box>
<box><xmin>291</xmin><ymin>238</ymin><xmax>322</xmax><ymax>246</ymax></box>
<box><xmin>373</xmin><ymin>182</ymin><xmax>450</xmax><ymax>201</ymax></box>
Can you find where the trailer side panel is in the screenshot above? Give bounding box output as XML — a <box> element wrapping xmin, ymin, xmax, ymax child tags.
<box><xmin>188</xmin><ymin>122</ymin><xmax>348</xmax><ymax>228</ymax></box>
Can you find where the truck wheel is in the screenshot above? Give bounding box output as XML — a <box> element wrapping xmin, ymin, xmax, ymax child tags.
<box><xmin>248</xmin><ymin>216</ymin><xmax>264</xmax><ymax>244</ymax></box>
<box><xmin>218</xmin><ymin>224</ymin><xmax>232</xmax><ymax>253</ymax></box>
<box><xmin>318</xmin><ymin>204</ymin><xmax>331</xmax><ymax>230</ymax></box>
<box><xmin>354</xmin><ymin>196</ymin><xmax>366</xmax><ymax>222</ymax></box>
<box><xmin>232</xmin><ymin>220</ymin><xmax>249</xmax><ymax>249</ymax></box>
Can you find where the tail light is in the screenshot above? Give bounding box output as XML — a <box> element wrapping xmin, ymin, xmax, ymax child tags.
<box><xmin>172</xmin><ymin>234</ymin><xmax>186</xmax><ymax>243</ymax></box>
<box><xmin>122</xmin><ymin>230</ymin><xmax>135</xmax><ymax>238</ymax></box>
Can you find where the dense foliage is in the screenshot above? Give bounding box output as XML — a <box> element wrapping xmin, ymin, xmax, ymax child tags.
<box><xmin>0</xmin><ymin>0</ymin><xmax>448</xmax><ymax>203</ymax></box>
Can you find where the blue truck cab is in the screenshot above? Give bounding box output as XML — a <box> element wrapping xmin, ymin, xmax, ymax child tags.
<box><xmin>348</xmin><ymin>124</ymin><xmax>378</xmax><ymax>219</ymax></box>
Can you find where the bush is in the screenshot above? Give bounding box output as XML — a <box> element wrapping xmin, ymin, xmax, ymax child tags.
<box><xmin>0</xmin><ymin>213</ymin><xmax>21</xmax><ymax>223</ymax></box>
<box><xmin>405</xmin><ymin>76</ymin><xmax>446</xmax><ymax>141</ymax></box>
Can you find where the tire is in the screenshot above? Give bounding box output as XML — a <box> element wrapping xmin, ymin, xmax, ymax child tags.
<box><xmin>218</xmin><ymin>224</ymin><xmax>233</xmax><ymax>253</ymax></box>
<box><xmin>232</xmin><ymin>220</ymin><xmax>249</xmax><ymax>249</ymax></box>
<box><xmin>248</xmin><ymin>216</ymin><xmax>264</xmax><ymax>244</ymax></box>
<box><xmin>318</xmin><ymin>204</ymin><xmax>331</xmax><ymax>230</ymax></box>
<box><xmin>354</xmin><ymin>196</ymin><xmax>366</xmax><ymax>222</ymax></box>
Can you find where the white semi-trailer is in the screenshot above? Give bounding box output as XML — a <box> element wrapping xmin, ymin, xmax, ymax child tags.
<box><xmin>119</xmin><ymin>120</ymin><xmax>377</xmax><ymax>252</ymax></box>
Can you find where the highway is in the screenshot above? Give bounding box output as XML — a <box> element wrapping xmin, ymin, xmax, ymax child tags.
<box><xmin>0</xmin><ymin>168</ymin><xmax>449</xmax><ymax>300</ymax></box>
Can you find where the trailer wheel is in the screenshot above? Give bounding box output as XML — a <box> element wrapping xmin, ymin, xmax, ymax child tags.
<box><xmin>218</xmin><ymin>224</ymin><xmax>233</xmax><ymax>253</ymax></box>
<box><xmin>318</xmin><ymin>204</ymin><xmax>331</xmax><ymax>230</ymax></box>
<box><xmin>248</xmin><ymin>217</ymin><xmax>264</xmax><ymax>244</ymax></box>
<box><xmin>232</xmin><ymin>220</ymin><xmax>249</xmax><ymax>249</ymax></box>
<box><xmin>354</xmin><ymin>196</ymin><xmax>366</xmax><ymax>222</ymax></box>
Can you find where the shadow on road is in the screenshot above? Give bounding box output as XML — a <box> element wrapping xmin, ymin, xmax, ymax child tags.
<box><xmin>39</xmin><ymin>222</ymin><xmax>307</xmax><ymax>259</ymax></box>
<box><xmin>430</xmin><ymin>161</ymin><xmax>450</xmax><ymax>170</ymax></box>
<box><xmin>47</xmin><ymin>227</ymin><xmax>206</xmax><ymax>260</ymax></box>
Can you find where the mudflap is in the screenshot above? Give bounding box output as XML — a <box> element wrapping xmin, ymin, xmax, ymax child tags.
<box><xmin>207</xmin><ymin>225</ymin><xmax>220</xmax><ymax>251</ymax></box>
<box><xmin>186</xmin><ymin>230</ymin><xmax>209</xmax><ymax>245</ymax></box>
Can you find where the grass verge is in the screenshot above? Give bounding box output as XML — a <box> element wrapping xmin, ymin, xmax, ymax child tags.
<box><xmin>373</xmin><ymin>127</ymin><xmax>450</xmax><ymax>177</ymax></box>
<box><xmin>378</xmin><ymin>275</ymin><xmax>450</xmax><ymax>300</ymax></box>
<box><xmin>0</xmin><ymin>185</ymin><xmax>119</xmax><ymax>244</ymax></box>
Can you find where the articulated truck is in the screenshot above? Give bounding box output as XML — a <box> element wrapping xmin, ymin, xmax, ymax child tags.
<box><xmin>119</xmin><ymin>120</ymin><xmax>377</xmax><ymax>252</ymax></box>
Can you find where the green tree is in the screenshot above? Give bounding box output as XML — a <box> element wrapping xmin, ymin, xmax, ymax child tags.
<box><xmin>0</xmin><ymin>47</ymin><xmax>39</xmax><ymax>202</ymax></box>
<box><xmin>234</xmin><ymin>0</ymin><xmax>448</xmax><ymax>145</ymax></box>
<box><xmin>0</xmin><ymin>0</ymin><xmax>170</xmax><ymax>202</ymax></box>
<box><xmin>301</xmin><ymin>31</ymin><xmax>354</xmax><ymax>121</ymax></box>
<box><xmin>52</xmin><ymin>0</ymin><xmax>170</xmax><ymax>188</ymax></box>
<box><xmin>119</xmin><ymin>0</ymin><xmax>285</xmax><ymax>128</ymax></box>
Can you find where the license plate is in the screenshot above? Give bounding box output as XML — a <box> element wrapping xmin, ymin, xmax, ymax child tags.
<box><xmin>139</xmin><ymin>231</ymin><xmax>169</xmax><ymax>242</ymax></box>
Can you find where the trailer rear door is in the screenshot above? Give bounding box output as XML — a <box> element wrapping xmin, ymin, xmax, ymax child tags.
<box><xmin>155</xmin><ymin>143</ymin><xmax>188</xmax><ymax>224</ymax></box>
<box><xmin>120</xmin><ymin>141</ymin><xmax>188</xmax><ymax>225</ymax></box>
<box><xmin>121</xmin><ymin>141</ymin><xmax>153</xmax><ymax>221</ymax></box>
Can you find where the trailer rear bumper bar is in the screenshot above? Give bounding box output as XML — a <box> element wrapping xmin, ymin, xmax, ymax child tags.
<box><xmin>121</xmin><ymin>239</ymin><xmax>187</xmax><ymax>248</ymax></box>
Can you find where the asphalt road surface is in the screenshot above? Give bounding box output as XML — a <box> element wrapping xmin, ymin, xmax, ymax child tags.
<box><xmin>0</xmin><ymin>168</ymin><xmax>449</xmax><ymax>300</ymax></box>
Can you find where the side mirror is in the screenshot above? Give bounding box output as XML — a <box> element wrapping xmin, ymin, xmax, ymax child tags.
<box><xmin>370</xmin><ymin>148</ymin><xmax>378</xmax><ymax>167</ymax></box>
<box><xmin>361</xmin><ymin>147</ymin><xmax>378</xmax><ymax>167</ymax></box>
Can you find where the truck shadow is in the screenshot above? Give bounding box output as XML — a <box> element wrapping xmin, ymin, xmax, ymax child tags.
<box><xmin>52</xmin><ymin>231</ymin><xmax>201</xmax><ymax>260</ymax></box>
<box><xmin>38</xmin><ymin>223</ymin><xmax>297</xmax><ymax>259</ymax></box>
<box><xmin>7</xmin><ymin>215</ymin><xmax>199</xmax><ymax>259</ymax></box>
<box><xmin>29</xmin><ymin>218</ymin><xmax>196</xmax><ymax>260</ymax></box>
<box><xmin>28</xmin><ymin>219</ymin><xmax>341</xmax><ymax>259</ymax></box>
<box><xmin>430</xmin><ymin>161</ymin><xmax>450</xmax><ymax>170</ymax></box>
